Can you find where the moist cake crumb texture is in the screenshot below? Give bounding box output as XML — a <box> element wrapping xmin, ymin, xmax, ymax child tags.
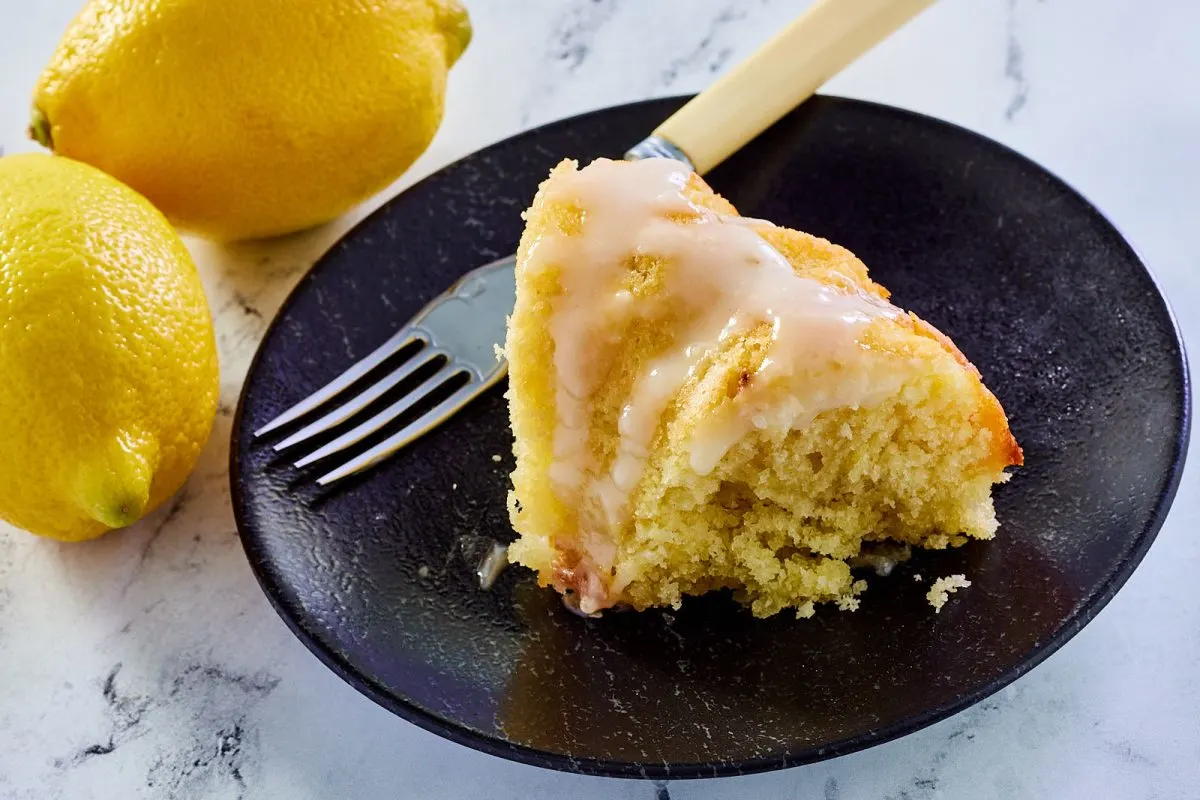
<box><xmin>504</xmin><ymin>157</ymin><xmax>1021</xmax><ymax>618</ymax></box>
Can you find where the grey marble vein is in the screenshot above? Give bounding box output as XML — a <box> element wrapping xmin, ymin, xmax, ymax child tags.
<box><xmin>120</xmin><ymin>490</ymin><xmax>190</xmax><ymax>597</ymax></box>
<box><xmin>551</xmin><ymin>0</ymin><xmax>621</xmax><ymax>73</ymax></box>
<box><xmin>1004</xmin><ymin>0</ymin><xmax>1030</xmax><ymax>120</ymax></box>
<box><xmin>519</xmin><ymin>0</ymin><xmax>624</xmax><ymax>126</ymax></box>
<box><xmin>55</xmin><ymin>664</ymin><xmax>151</xmax><ymax>770</ymax></box>
<box><xmin>659</xmin><ymin>5</ymin><xmax>745</xmax><ymax>88</ymax></box>
<box><xmin>137</xmin><ymin>662</ymin><xmax>279</xmax><ymax>799</ymax></box>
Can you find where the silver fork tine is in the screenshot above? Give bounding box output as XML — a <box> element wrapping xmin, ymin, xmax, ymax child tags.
<box><xmin>272</xmin><ymin>345</ymin><xmax>448</xmax><ymax>452</ymax></box>
<box><xmin>254</xmin><ymin>327</ymin><xmax>428</xmax><ymax>437</ymax></box>
<box><xmin>294</xmin><ymin>362</ymin><xmax>468</xmax><ymax>469</ymax></box>
<box><xmin>315</xmin><ymin>379</ymin><xmax>483</xmax><ymax>486</ymax></box>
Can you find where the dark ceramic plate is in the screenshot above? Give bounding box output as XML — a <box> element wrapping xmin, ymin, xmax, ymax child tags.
<box><xmin>231</xmin><ymin>96</ymin><xmax>1190</xmax><ymax>778</ymax></box>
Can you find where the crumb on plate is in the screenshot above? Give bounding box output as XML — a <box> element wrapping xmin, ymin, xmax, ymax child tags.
<box><xmin>927</xmin><ymin>574</ymin><xmax>971</xmax><ymax>612</ymax></box>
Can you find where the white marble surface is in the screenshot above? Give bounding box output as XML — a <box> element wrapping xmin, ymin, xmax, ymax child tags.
<box><xmin>1</xmin><ymin>0</ymin><xmax>1197</xmax><ymax>797</ymax></box>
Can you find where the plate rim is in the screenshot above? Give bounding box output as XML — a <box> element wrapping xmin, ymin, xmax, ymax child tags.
<box><xmin>229</xmin><ymin>94</ymin><xmax>1192</xmax><ymax>779</ymax></box>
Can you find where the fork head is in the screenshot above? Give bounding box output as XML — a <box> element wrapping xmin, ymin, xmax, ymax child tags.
<box><xmin>254</xmin><ymin>255</ymin><xmax>516</xmax><ymax>485</ymax></box>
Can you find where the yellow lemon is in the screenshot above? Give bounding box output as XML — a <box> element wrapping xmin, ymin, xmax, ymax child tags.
<box><xmin>31</xmin><ymin>0</ymin><xmax>472</xmax><ymax>241</ymax></box>
<box><xmin>0</xmin><ymin>153</ymin><xmax>219</xmax><ymax>541</ymax></box>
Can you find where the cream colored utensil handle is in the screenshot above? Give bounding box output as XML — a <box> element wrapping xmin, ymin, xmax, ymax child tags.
<box><xmin>633</xmin><ymin>0</ymin><xmax>936</xmax><ymax>175</ymax></box>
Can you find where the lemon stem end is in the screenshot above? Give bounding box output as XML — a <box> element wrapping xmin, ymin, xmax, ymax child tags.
<box><xmin>28</xmin><ymin>106</ymin><xmax>53</xmax><ymax>150</ymax></box>
<box><xmin>86</xmin><ymin>496</ymin><xmax>148</xmax><ymax>530</ymax></box>
<box><xmin>75</xmin><ymin>433</ymin><xmax>156</xmax><ymax>531</ymax></box>
<box><xmin>436</xmin><ymin>2</ymin><xmax>472</xmax><ymax>66</ymax></box>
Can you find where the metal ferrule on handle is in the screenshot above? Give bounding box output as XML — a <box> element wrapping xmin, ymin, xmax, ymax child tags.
<box><xmin>624</xmin><ymin>135</ymin><xmax>696</xmax><ymax>170</ymax></box>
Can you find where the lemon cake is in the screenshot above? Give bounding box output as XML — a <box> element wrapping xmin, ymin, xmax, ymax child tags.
<box><xmin>504</xmin><ymin>157</ymin><xmax>1022</xmax><ymax>618</ymax></box>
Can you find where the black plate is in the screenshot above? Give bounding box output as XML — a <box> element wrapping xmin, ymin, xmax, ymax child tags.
<box><xmin>231</xmin><ymin>96</ymin><xmax>1190</xmax><ymax>778</ymax></box>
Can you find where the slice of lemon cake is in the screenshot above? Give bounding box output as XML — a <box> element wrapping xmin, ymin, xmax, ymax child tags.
<box><xmin>504</xmin><ymin>157</ymin><xmax>1021</xmax><ymax>618</ymax></box>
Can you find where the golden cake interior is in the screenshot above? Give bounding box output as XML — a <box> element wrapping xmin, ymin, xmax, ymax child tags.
<box><xmin>504</xmin><ymin>157</ymin><xmax>1021</xmax><ymax>618</ymax></box>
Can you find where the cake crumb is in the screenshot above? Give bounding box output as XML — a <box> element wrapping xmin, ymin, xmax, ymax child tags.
<box><xmin>913</xmin><ymin>573</ymin><xmax>923</xmax><ymax>582</ymax></box>
<box><xmin>491</xmin><ymin>454</ymin><xmax>502</xmax><ymax>462</ymax></box>
<box><xmin>452</xmin><ymin>483</ymin><xmax>457</xmax><ymax>490</ymax></box>
<box><xmin>795</xmin><ymin>601</ymin><xmax>815</xmax><ymax>619</ymax></box>
<box><xmin>836</xmin><ymin>596</ymin><xmax>860</xmax><ymax>612</ymax></box>
<box><xmin>927</xmin><ymin>574</ymin><xmax>970</xmax><ymax>612</ymax></box>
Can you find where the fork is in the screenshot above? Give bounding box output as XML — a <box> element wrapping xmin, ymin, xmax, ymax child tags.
<box><xmin>256</xmin><ymin>0</ymin><xmax>935</xmax><ymax>485</ymax></box>
<box><xmin>255</xmin><ymin>256</ymin><xmax>517</xmax><ymax>484</ymax></box>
